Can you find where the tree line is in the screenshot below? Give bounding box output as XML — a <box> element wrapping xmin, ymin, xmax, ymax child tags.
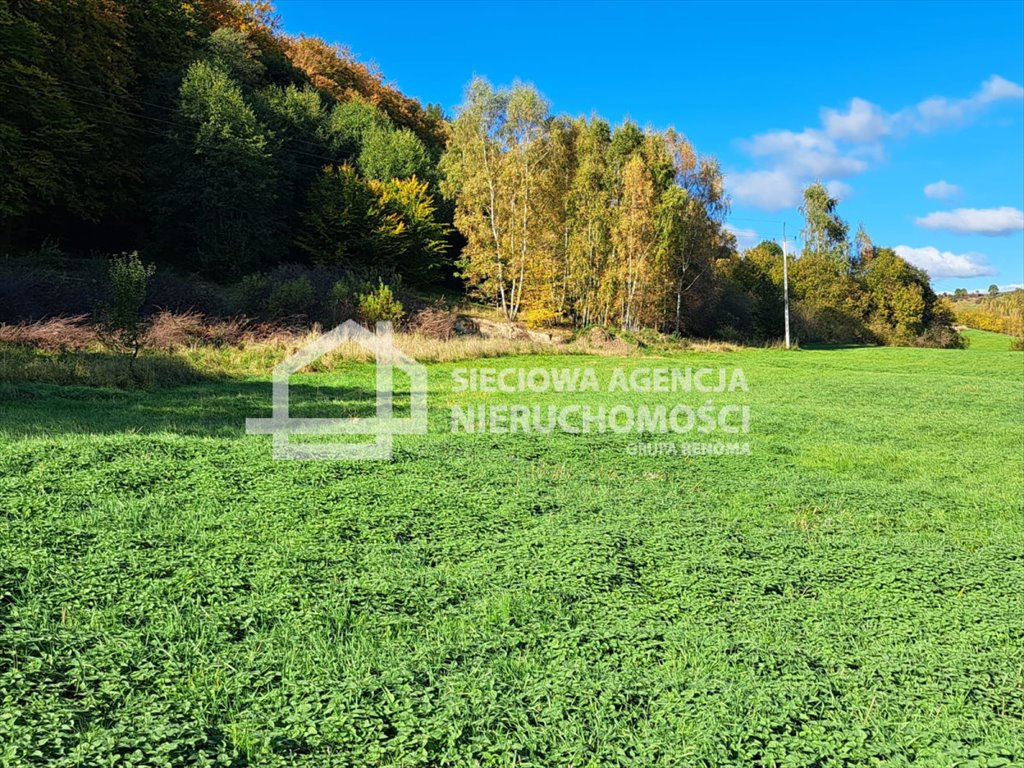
<box><xmin>713</xmin><ymin>185</ymin><xmax>961</xmax><ymax>347</ymax></box>
<box><xmin>0</xmin><ymin>0</ymin><xmax>961</xmax><ymax>347</ymax></box>
<box><xmin>440</xmin><ymin>80</ymin><xmax>959</xmax><ymax>346</ymax></box>
<box><xmin>1</xmin><ymin>0</ymin><xmax>452</xmax><ymax>281</ymax></box>
<box><xmin>441</xmin><ymin>79</ymin><xmax>729</xmax><ymax>332</ymax></box>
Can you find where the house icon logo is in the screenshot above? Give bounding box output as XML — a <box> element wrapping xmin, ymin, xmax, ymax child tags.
<box><xmin>246</xmin><ymin>320</ymin><xmax>427</xmax><ymax>460</ymax></box>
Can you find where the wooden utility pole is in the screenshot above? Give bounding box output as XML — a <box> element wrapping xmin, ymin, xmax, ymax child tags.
<box><xmin>782</xmin><ymin>223</ymin><xmax>791</xmax><ymax>349</ymax></box>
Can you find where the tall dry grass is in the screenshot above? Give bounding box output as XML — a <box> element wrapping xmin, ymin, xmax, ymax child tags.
<box><xmin>0</xmin><ymin>315</ymin><xmax>96</xmax><ymax>351</ymax></box>
<box><xmin>1</xmin><ymin>312</ymin><xmax>748</xmax><ymax>388</ymax></box>
<box><xmin>176</xmin><ymin>331</ymin><xmax>570</xmax><ymax>377</ymax></box>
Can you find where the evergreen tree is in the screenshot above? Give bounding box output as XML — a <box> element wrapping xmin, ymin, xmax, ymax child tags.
<box><xmin>155</xmin><ymin>59</ymin><xmax>278</xmax><ymax>274</ymax></box>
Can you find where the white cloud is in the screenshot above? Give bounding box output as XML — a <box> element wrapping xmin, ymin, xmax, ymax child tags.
<box><xmin>821</xmin><ymin>97</ymin><xmax>889</xmax><ymax>142</ymax></box>
<box><xmin>916</xmin><ymin>207</ymin><xmax>1024</xmax><ymax>236</ymax></box>
<box><xmin>728</xmin><ymin>75</ymin><xmax>1024</xmax><ymax>210</ymax></box>
<box><xmin>728</xmin><ymin>129</ymin><xmax>862</xmax><ymax>210</ymax></box>
<box><xmin>892</xmin><ymin>75</ymin><xmax>1024</xmax><ymax>133</ymax></box>
<box><xmin>894</xmin><ymin>245</ymin><xmax>996</xmax><ymax>278</ymax></box>
<box><xmin>978</xmin><ymin>75</ymin><xmax>1024</xmax><ymax>103</ymax></box>
<box><xmin>825</xmin><ymin>180</ymin><xmax>853</xmax><ymax>201</ymax></box>
<box><xmin>923</xmin><ymin>180</ymin><xmax>961</xmax><ymax>200</ymax></box>
<box><xmin>724</xmin><ymin>224</ymin><xmax>760</xmax><ymax>250</ymax></box>
<box><xmin>744</xmin><ymin>129</ymin><xmax>868</xmax><ymax>178</ymax></box>
<box><xmin>726</xmin><ymin>169</ymin><xmax>806</xmax><ymax>211</ymax></box>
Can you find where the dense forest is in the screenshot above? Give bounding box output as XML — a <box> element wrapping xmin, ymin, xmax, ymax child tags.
<box><xmin>0</xmin><ymin>0</ymin><xmax>962</xmax><ymax>347</ymax></box>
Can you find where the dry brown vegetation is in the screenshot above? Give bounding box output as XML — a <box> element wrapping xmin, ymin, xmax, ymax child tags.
<box><xmin>141</xmin><ymin>311</ymin><xmax>303</xmax><ymax>350</ymax></box>
<box><xmin>0</xmin><ymin>315</ymin><xmax>97</xmax><ymax>351</ymax></box>
<box><xmin>0</xmin><ymin>312</ymin><xmax>749</xmax><ymax>389</ymax></box>
<box><xmin>405</xmin><ymin>305</ymin><xmax>459</xmax><ymax>341</ymax></box>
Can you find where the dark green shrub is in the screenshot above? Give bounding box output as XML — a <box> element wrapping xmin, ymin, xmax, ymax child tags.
<box><xmin>914</xmin><ymin>324</ymin><xmax>966</xmax><ymax>349</ymax></box>
<box><xmin>328</xmin><ymin>278</ymin><xmax>361</xmax><ymax>323</ymax></box>
<box><xmin>233</xmin><ymin>273</ymin><xmax>271</xmax><ymax>315</ymax></box>
<box><xmin>266</xmin><ymin>276</ymin><xmax>314</xmax><ymax>319</ymax></box>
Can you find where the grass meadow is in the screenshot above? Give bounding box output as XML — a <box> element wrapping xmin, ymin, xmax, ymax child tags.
<box><xmin>1</xmin><ymin>329</ymin><xmax>1022</xmax><ymax>766</ymax></box>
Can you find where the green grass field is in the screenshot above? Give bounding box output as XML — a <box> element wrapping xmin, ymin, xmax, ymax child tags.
<box><xmin>1</xmin><ymin>332</ymin><xmax>1022</xmax><ymax>766</ymax></box>
<box><xmin>963</xmin><ymin>328</ymin><xmax>1021</xmax><ymax>352</ymax></box>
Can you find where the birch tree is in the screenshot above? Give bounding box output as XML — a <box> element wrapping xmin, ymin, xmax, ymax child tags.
<box><xmin>662</xmin><ymin>132</ymin><xmax>729</xmax><ymax>333</ymax></box>
<box><xmin>441</xmin><ymin>78</ymin><xmax>550</xmax><ymax>321</ymax></box>
<box><xmin>565</xmin><ymin>118</ymin><xmax>613</xmax><ymax>325</ymax></box>
<box><xmin>613</xmin><ymin>154</ymin><xmax>657</xmax><ymax>330</ymax></box>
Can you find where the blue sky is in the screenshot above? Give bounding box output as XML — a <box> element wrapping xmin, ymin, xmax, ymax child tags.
<box><xmin>277</xmin><ymin>0</ymin><xmax>1024</xmax><ymax>291</ymax></box>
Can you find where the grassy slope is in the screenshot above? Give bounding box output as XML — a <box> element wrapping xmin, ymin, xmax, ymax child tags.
<box><xmin>962</xmin><ymin>327</ymin><xmax>1019</xmax><ymax>352</ymax></box>
<box><xmin>0</xmin><ymin>343</ymin><xmax>1022</xmax><ymax>766</ymax></box>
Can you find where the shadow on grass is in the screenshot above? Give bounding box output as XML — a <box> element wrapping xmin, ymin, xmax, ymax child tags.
<box><xmin>0</xmin><ymin>345</ymin><xmax>219</xmax><ymax>389</ymax></box>
<box><xmin>0</xmin><ymin>379</ymin><xmax>385</xmax><ymax>438</ymax></box>
<box><xmin>798</xmin><ymin>342</ymin><xmax>878</xmax><ymax>351</ymax></box>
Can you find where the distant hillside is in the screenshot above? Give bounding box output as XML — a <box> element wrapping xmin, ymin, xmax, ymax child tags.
<box><xmin>951</xmin><ymin>289</ymin><xmax>1024</xmax><ymax>336</ymax></box>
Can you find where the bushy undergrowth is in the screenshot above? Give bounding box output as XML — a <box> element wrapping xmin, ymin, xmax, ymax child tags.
<box><xmin>356</xmin><ymin>282</ymin><xmax>405</xmax><ymax>326</ymax></box>
<box><xmin>0</xmin><ymin>256</ymin><xmax>417</xmax><ymax>327</ymax></box>
<box><xmin>0</xmin><ymin>252</ymin><xmax>969</xmax><ymax>351</ymax></box>
<box><xmin>265</xmin><ymin>276</ymin><xmax>316</xmax><ymax>320</ymax></box>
